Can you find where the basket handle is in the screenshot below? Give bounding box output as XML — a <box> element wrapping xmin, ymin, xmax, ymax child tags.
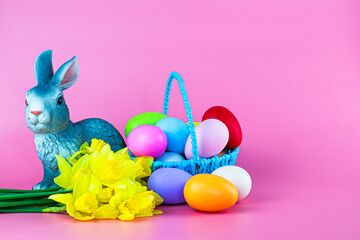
<box><xmin>163</xmin><ymin>72</ymin><xmax>200</xmax><ymax>161</ymax></box>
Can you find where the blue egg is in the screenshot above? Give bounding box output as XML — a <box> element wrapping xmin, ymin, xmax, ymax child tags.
<box><xmin>155</xmin><ymin>117</ymin><xmax>190</xmax><ymax>155</ymax></box>
<box><xmin>148</xmin><ymin>168</ymin><xmax>192</xmax><ymax>204</ymax></box>
<box><xmin>155</xmin><ymin>152</ymin><xmax>185</xmax><ymax>163</ymax></box>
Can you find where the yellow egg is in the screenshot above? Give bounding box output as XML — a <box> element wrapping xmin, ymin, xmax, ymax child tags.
<box><xmin>186</xmin><ymin>122</ymin><xmax>200</xmax><ymax>127</ymax></box>
<box><xmin>184</xmin><ymin>174</ymin><xmax>238</xmax><ymax>212</ymax></box>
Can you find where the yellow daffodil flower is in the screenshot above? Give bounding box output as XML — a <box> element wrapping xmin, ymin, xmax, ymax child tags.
<box><xmin>89</xmin><ymin>146</ymin><xmax>136</xmax><ymax>185</ymax></box>
<box><xmin>54</xmin><ymin>155</ymin><xmax>73</xmax><ymax>189</ymax></box>
<box><xmin>97</xmin><ymin>187</ymin><xmax>114</xmax><ymax>203</ymax></box>
<box><xmin>88</xmin><ymin>139</ymin><xmax>107</xmax><ymax>153</ymax></box>
<box><xmin>94</xmin><ymin>190</ymin><xmax>163</xmax><ymax>221</ymax></box>
<box><xmin>118</xmin><ymin>199</ymin><xmax>140</xmax><ymax>221</ymax></box>
<box><xmin>134</xmin><ymin>156</ymin><xmax>153</xmax><ymax>179</ymax></box>
<box><xmin>54</xmin><ymin>154</ymin><xmax>92</xmax><ymax>190</ymax></box>
<box><xmin>118</xmin><ymin>191</ymin><xmax>162</xmax><ymax>221</ymax></box>
<box><xmin>66</xmin><ymin>139</ymin><xmax>107</xmax><ymax>165</ymax></box>
<box><xmin>49</xmin><ymin>192</ymin><xmax>98</xmax><ymax>221</ymax></box>
<box><xmin>115</xmin><ymin>147</ymin><xmax>132</xmax><ymax>160</ymax></box>
<box><xmin>73</xmin><ymin>172</ymin><xmax>102</xmax><ymax>199</ymax></box>
<box><xmin>50</xmin><ymin>138</ymin><xmax>163</xmax><ymax>221</ymax></box>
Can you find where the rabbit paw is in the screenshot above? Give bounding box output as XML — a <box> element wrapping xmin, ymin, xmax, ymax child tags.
<box><xmin>32</xmin><ymin>180</ymin><xmax>58</xmax><ymax>190</ymax></box>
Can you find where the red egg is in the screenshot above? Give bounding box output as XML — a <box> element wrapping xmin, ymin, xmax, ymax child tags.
<box><xmin>202</xmin><ymin>106</ymin><xmax>242</xmax><ymax>149</ymax></box>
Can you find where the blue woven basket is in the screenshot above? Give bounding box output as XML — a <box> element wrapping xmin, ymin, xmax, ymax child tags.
<box><xmin>150</xmin><ymin>72</ymin><xmax>239</xmax><ymax>175</ymax></box>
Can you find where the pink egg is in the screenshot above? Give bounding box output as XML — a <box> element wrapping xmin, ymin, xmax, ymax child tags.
<box><xmin>127</xmin><ymin>125</ymin><xmax>167</xmax><ymax>158</ymax></box>
<box><xmin>185</xmin><ymin>119</ymin><xmax>229</xmax><ymax>159</ymax></box>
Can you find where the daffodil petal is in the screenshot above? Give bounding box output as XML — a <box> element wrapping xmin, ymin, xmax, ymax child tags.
<box><xmin>93</xmin><ymin>204</ymin><xmax>120</xmax><ymax>219</ymax></box>
<box><xmin>118</xmin><ymin>199</ymin><xmax>139</xmax><ymax>221</ymax></box>
<box><xmin>88</xmin><ymin>175</ymin><xmax>103</xmax><ymax>194</ymax></box>
<box><xmin>74</xmin><ymin>192</ymin><xmax>98</xmax><ymax>213</ymax></box>
<box><xmin>73</xmin><ymin>174</ymin><xmax>102</xmax><ymax>199</ymax></box>
<box><xmin>115</xmin><ymin>147</ymin><xmax>129</xmax><ymax>156</ymax></box>
<box><xmin>66</xmin><ymin>202</ymin><xmax>93</xmax><ymax>221</ymax></box>
<box><xmin>54</xmin><ymin>174</ymin><xmax>71</xmax><ymax>189</ymax></box>
<box><xmin>72</xmin><ymin>154</ymin><xmax>90</xmax><ymax>175</ymax></box>
<box><xmin>55</xmin><ymin>155</ymin><xmax>71</xmax><ymax>172</ymax></box>
<box><xmin>118</xmin><ymin>208</ymin><xmax>135</xmax><ymax>221</ymax></box>
<box><xmin>115</xmin><ymin>148</ymin><xmax>132</xmax><ymax>160</ymax></box>
<box><xmin>89</xmin><ymin>150</ymin><xmax>107</xmax><ymax>175</ymax></box>
<box><xmin>49</xmin><ymin>193</ymin><xmax>74</xmax><ymax>204</ymax></box>
<box><xmin>99</xmin><ymin>144</ymin><xmax>112</xmax><ymax>159</ymax></box>
<box><xmin>97</xmin><ymin>187</ymin><xmax>114</xmax><ymax>203</ymax></box>
<box><xmin>79</xmin><ymin>142</ymin><xmax>89</xmax><ymax>151</ymax></box>
<box><xmin>109</xmin><ymin>194</ymin><xmax>122</xmax><ymax>207</ymax></box>
<box><xmin>90</xmin><ymin>139</ymin><xmax>107</xmax><ymax>152</ymax></box>
<box><xmin>133</xmin><ymin>191</ymin><xmax>155</xmax><ymax>211</ymax></box>
<box><xmin>67</xmin><ymin>151</ymin><xmax>85</xmax><ymax>165</ymax></box>
<box><xmin>133</xmin><ymin>181</ymin><xmax>147</xmax><ymax>193</ymax></box>
<box><xmin>134</xmin><ymin>156</ymin><xmax>153</xmax><ymax>179</ymax></box>
<box><xmin>154</xmin><ymin>192</ymin><xmax>164</xmax><ymax>206</ymax></box>
<box><xmin>56</xmin><ymin>155</ymin><xmax>72</xmax><ymax>173</ymax></box>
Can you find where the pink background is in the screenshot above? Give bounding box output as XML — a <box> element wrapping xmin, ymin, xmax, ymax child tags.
<box><xmin>1</xmin><ymin>0</ymin><xmax>360</xmax><ymax>239</ymax></box>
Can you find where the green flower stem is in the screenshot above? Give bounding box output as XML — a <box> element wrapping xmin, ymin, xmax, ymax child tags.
<box><xmin>0</xmin><ymin>187</ymin><xmax>61</xmax><ymax>193</ymax></box>
<box><xmin>0</xmin><ymin>199</ymin><xmax>58</xmax><ymax>208</ymax></box>
<box><xmin>42</xmin><ymin>205</ymin><xmax>67</xmax><ymax>213</ymax></box>
<box><xmin>0</xmin><ymin>190</ymin><xmax>72</xmax><ymax>201</ymax></box>
<box><xmin>0</xmin><ymin>206</ymin><xmax>66</xmax><ymax>213</ymax></box>
<box><xmin>0</xmin><ymin>207</ymin><xmax>48</xmax><ymax>213</ymax></box>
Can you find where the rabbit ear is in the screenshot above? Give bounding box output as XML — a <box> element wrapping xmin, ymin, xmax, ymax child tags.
<box><xmin>51</xmin><ymin>56</ymin><xmax>79</xmax><ymax>90</ymax></box>
<box><xmin>34</xmin><ymin>50</ymin><xmax>54</xmax><ymax>85</ymax></box>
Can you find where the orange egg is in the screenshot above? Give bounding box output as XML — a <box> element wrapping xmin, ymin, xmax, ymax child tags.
<box><xmin>184</xmin><ymin>174</ymin><xmax>238</xmax><ymax>212</ymax></box>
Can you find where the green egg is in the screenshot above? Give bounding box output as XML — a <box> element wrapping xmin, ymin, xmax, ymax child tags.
<box><xmin>125</xmin><ymin>112</ymin><xmax>167</xmax><ymax>137</ymax></box>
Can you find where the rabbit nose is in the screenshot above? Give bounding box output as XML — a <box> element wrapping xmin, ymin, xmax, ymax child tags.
<box><xmin>31</xmin><ymin>110</ymin><xmax>42</xmax><ymax>115</ymax></box>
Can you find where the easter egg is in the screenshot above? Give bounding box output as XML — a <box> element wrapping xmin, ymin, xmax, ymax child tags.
<box><xmin>212</xmin><ymin>166</ymin><xmax>252</xmax><ymax>201</ymax></box>
<box><xmin>184</xmin><ymin>119</ymin><xmax>229</xmax><ymax>159</ymax></box>
<box><xmin>148</xmin><ymin>168</ymin><xmax>192</xmax><ymax>204</ymax></box>
<box><xmin>155</xmin><ymin>117</ymin><xmax>190</xmax><ymax>154</ymax></box>
<box><xmin>202</xmin><ymin>106</ymin><xmax>242</xmax><ymax>149</ymax></box>
<box><xmin>155</xmin><ymin>152</ymin><xmax>185</xmax><ymax>163</ymax></box>
<box><xmin>127</xmin><ymin>125</ymin><xmax>167</xmax><ymax>158</ymax></box>
<box><xmin>217</xmin><ymin>150</ymin><xmax>228</xmax><ymax>157</ymax></box>
<box><xmin>125</xmin><ymin>112</ymin><xmax>166</xmax><ymax>137</ymax></box>
<box><xmin>187</xmin><ymin>122</ymin><xmax>200</xmax><ymax>128</ymax></box>
<box><xmin>184</xmin><ymin>174</ymin><xmax>238</xmax><ymax>212</ymax></box>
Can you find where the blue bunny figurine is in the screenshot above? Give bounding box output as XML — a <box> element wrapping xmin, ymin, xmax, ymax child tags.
<box><xmin>25</xmin><ymin>50</ymin><xmax>126</xmax><ymax>190</ymax></box>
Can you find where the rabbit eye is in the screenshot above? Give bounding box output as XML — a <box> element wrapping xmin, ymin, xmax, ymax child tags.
<box><xmin>57</xmin><ymin>96</ymin><xmax>63</xmax><ymax>105</ymax></box>
<box><xmin>25</xmin><ymin>99</ymin><xmax>29</xmax><ymax>106</ymax></box>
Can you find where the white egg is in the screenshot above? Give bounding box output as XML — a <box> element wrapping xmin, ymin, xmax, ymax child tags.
<box><xmin>212</xmin><ymin>166</ymin><xmax>252</xmax><ymax>201</ymax></box>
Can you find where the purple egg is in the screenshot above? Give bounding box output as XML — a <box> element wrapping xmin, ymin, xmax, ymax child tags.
<box><xmin>185</xmin><ymin>119</ymin><xmax>229</xmax><ymax>159</ymax></box>
<box><xmin>148</xmin><ymin>168</ymin><xmax>192</xmax><ymax>204</ymax></box>
<box><xmin>127</xmin><ymin>125</ymin><xmax>167</xmax><ymax>158</ymax></box>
